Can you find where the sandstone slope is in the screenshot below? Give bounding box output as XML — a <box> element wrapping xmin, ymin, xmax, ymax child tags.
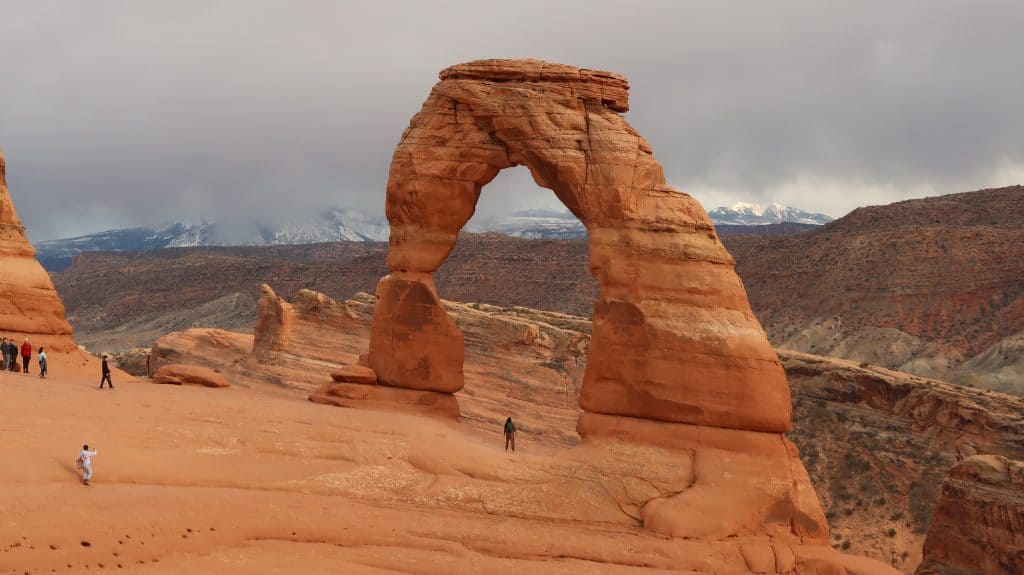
<box><xmin>150</xmin><ymin>287</ymin><xmax>1024</xmax><ymax>573</ymax></box>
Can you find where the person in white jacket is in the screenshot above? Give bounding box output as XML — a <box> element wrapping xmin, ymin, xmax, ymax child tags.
<box><xmin>77</xmin><ymin>445</ymin><xmax>98</xmax><ymax>485</ymax></box>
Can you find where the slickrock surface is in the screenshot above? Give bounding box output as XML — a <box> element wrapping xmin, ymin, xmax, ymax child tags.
<box><xmin>152</xmin><ymin>290</ymin><xmax>591</xmax><ymax>447</ymax></box>
<box><xmin>149</xmin><ymin>286</ymin><xmax>905</xmax><ymax>572</ymax></box>
<box><xmin>372</xmin><ymin>58</ymin><xmax>791</xmax><ymax>434</ymax></box>
<box><xmin>915</xmin><ymin>455</ymin><xmax>1024</xmax><ymax>575</ymax></box>
<box><xmin>152</xmin><ymin>363</ymin><xmax>231</xmax><ymax>388</ymax></box>
<box><xmin>152</xmin><ymin>294</ymin><xmax>1024</xmax><ymax>573</ymax></box>
<box><xmin>0</xmin><ymin>368</ymin><xmax>896</xmax><ymax>574</ymax></box>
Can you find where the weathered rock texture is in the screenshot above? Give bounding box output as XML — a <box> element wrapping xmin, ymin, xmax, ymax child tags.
<box><xmin>0</xmin><ymin>150</ymin><xmax>77</xmax><ymax>354</ymax></box>
<box><xmin>369</xmin><ymin>59</ymin><xmax>790</xmax><ymax>433</ymax></box>
<box><xmin>152</xmin><ymin>363</ymin><xmax>231</xmax><ymax>388</ymax></box>
<box><xmin>784</xmin><ymin>350</ymin><xmax>1024</xmax><ymax>572</ymax></box>
<box><xmin>149</xmin><ymin>288</ymin><xmax>903</xmax><ymax>572</ymax></box>
<box><xmin>915</xmin><ymin>455</ymin><xmax>1024</xmax><ymax>575</ymax></box>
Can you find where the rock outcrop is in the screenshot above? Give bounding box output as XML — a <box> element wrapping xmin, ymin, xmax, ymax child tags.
<box><xmin>368</xmin><ymin>59</ymin><xmax>791</xmax><ymax>434</ymax></box>
<box><xmin>783</xmin><ymin>350</ymin><xmax>1024</xmax><ymax>571</ymax></box>
<box><xmin>0</xmin><ymin>150</ymin><xmax>76</xmax><ymax>351</ymax></box>
<box><xmin>152</xmin><ymin>363</ymin><xmax>231</xmax><ymax>388</ymax></box>
<box><xmin>915</xmin><ymin>455</ymin><xmax>1024</xmax><ymax>575</ymax></box>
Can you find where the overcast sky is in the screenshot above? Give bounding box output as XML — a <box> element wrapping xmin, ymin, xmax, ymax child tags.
<box><xmin>2</xmin><ymin>1</ymin><xmax>1022</xmax><ymax>241</ymax></box>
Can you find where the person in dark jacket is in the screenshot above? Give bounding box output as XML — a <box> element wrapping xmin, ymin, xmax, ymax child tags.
<box><xmin>1</xmin><ymin>337</ymin><xmax>9</xmax><ymax>372</ymax></box>
<box><xmin>504</xmin><ymin>417</ymin><xmax>517</xmax><ymax>452</ymax></box>
<box><xmin>99</xmin><ymin>355</ymin><xmax>114</xmax><ymax>389</ymax></box>
<box><xmin>20</xmin><ymin>338</ymin><xmax>32</xmax><ymax>374</ymax></box>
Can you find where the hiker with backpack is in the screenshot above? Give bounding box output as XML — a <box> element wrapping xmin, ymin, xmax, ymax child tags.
<box><xmin>76</xmin><ymin>445</ymin><xmax>98</xmax><ymax>485</ymax></box>
<box><xmin>504</xmin><ymin>417</ymin><xmax>517</xmax><ymax>452</ymax></box>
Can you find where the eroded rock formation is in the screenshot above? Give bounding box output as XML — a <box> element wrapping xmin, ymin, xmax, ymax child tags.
<box><xmin>152</xmin><ymin>363</ymin><xmax>231</xmax><ymax>388</ymax></box>
<box><xmin>368</xmin><ymin>59</ymin><xmax>791</xmax><ymax>434</ymax></box>
<box><xmin>916</xmin><ymin>455</ymin><xmax>1024</xmax><ymax>575</ymax></box>
<box><xmin>0</xmin><ymin>150</ymin><xmax>77</xmax><ymax>353</ymax></box>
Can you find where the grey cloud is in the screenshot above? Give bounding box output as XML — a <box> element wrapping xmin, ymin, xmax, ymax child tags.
<box><xmin>1</xmin><ymin>0</ymin><xmax>1022</xmax><ymax>241</ymax></box>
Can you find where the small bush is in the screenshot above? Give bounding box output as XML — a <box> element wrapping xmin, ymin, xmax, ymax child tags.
<box><xmin>841</xmin><ymin>540</ymin><xmax>851</xmax><ymax>550</ymax></box>
<box><xmin>887</xmin><ymin>528</ymin><xmax>897</xmax><ymax>537</ymax></box>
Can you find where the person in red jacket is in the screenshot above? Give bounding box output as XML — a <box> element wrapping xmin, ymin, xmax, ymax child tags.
<box><xmin>20</xmin><ymin>338</ymin><xmax>32</xmax><ymax>374</ymax></box>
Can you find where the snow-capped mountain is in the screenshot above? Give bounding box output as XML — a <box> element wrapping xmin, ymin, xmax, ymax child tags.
<box><xmin>467</xmin><ymin>209</ymin><xmax>586</xmax><ymax>239</ymax></box>
<box><xmin>35</xmin><ymin>209</ymin><xmax>389</xmax><ymax>271</ymax></box>
<box><xmin>707</xmin><ymin>202</ymin><xmax>833</xmax><ymax>225</ymax></box>
<box><xmin>35</xmin><ymin>201</ymin><xmax>832</xmax><ymax>271</ymax></box>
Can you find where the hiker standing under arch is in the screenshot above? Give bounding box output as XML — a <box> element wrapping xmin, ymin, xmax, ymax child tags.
<box><xmin>504</xmin><ymin>417</ymin><xmax>517</xmax><ymax>452</ymax></box>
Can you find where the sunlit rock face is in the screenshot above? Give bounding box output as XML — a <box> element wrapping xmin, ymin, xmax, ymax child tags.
<box><xmin>0</xmin><ymin>150</ymin><xmax>76</xmax><ymax>350</ymax></box>
<box><xmin>369</xmin><ymin>59</ymin><xmax>791</xmax><ymax>433</ymax></box>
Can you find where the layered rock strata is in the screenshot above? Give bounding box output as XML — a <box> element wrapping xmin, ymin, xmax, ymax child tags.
<box><xmin>0</xmin><ymin>150</ymin><xmax>77</xmax><ymax>353</ymax></box>
<box><xmin>369</xmin><ymin>59</ymin><xmax>791</xmax><ymax>433</ymax></box>
<box><xmin>915</xmin><ymin>455</ymin><xmax>1024</xmax><ymax>575</ymax></box>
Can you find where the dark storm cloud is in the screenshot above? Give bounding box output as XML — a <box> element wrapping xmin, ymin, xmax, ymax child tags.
<box><xmin>1</xmin><ymin>0</ymin><xmax>1022</xmax><ymax>241</ymax></box>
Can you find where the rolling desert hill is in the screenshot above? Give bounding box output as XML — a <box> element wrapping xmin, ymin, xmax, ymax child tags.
<box><xmin>52</xmin><ymin>187</ymin><xmax>1024</xmax><ymax>393</ymax></box>
<box><xmin>725</xmin><ymin>186</ymin><xmax>1024</xmax><ymax>393</ymax></box>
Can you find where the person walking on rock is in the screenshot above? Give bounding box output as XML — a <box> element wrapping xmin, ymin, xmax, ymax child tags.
<box><xmin>38</xmin><ymin>347</ymin><xmax>47</xmax><ymax>378</ymax></box>
<box><xmin>99</xmin><ymin>355</ymin><xmax>114</xmax><ymax>389</ymax></box>
<box><xmin>504</xmin><ymin>417</ymin><xmax>517</xmax><ymax>453</ymax></box>
<box><xmin>20</xmin><ymin>338</ymin><xmax>31</xmax><ymax>374</ymax></box>
<box><xmin>76</xmin><ymin>444</ymin><xmax>98</xmax><ymax>485</ymax></box>
<box><xmin>1</xmin><ymin>337</ymin><xmax>9</xmax><ymax>372</ymax></box>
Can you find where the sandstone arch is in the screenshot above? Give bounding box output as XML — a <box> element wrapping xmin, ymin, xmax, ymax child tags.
<box><xmin>368</xmin><ymin>59</ymin><xmax>791</xmax><ymax>434</ymax></box>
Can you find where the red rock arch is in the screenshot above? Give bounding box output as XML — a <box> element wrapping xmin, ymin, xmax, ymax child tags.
<box><xmin>368</xmin><ymin>60</ymin><xmax>791</xmax><ymax>434</ymax></box>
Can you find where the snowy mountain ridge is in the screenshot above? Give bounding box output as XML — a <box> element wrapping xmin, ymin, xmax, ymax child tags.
<box><xmin>35</xmin><ymin>201</ymin><xmax>831</xmax><ymax>270</ymax></box>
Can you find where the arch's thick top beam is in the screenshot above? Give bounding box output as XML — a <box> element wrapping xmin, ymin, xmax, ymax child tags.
<box><xmin>369</xmin><ymin>59</ymin><xmax>792</xmax><ymax>434</ymax></box>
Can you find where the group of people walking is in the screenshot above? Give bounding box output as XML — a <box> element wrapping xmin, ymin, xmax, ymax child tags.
<box><xmin>0</xmin><ymin>336</ymin><xmax>46</xmax><ymax>377</ymax></box>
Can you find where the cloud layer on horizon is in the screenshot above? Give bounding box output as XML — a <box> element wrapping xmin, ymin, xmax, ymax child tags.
<box><xmin>1</xmin><ymin>1</ymin><xmax>1022</xmax><ymax>241</ymax></box>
